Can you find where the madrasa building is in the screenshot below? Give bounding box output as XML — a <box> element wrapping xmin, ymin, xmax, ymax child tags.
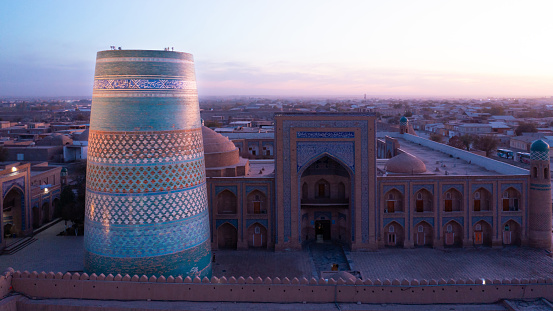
<box><xmin>78</xmin><ymin>49</ymin><xmax>550</xmax><ymax>278</ymax></box>
<box><xmin>207</xmin><ymin>113</ymin><xmax>552</xmax><ymax>252</ymax></box>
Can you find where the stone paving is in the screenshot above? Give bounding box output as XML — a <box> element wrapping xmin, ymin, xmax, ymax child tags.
<box><xmin>349</xmin><ymin>247</ymin><xmax>553</xmax><ymax>281</ymax></box>
<box><xmin>0</xmin><ymin>222</ymin><xmax>83</xmax><ymax>273</ymax></box>
<box><xmin>212</xmin><ymin>249</ymin><xmax>313</xmax><ymax>278</ymax></box>
<box><xmin>2</xmin><ymin>223</ymin><xmax>553</xmax><ymax>284</ymax></box>
<box><xmin>308</xmin><ymin>242</ymin><xmax>350</xmax><ymax>275</ymax></box>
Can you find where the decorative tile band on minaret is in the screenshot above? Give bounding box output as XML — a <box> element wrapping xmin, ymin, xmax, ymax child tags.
<box><xmin>84</xmin><ymin>50</ymin><xmax>212</xmax><ymax>277</ymax></box>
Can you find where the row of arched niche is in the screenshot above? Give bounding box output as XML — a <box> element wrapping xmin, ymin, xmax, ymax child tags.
<box><xmin>381</xmin><ymin>219</ymin><xmax>521</xmax><ymax>248</ymax></box>
<box><xmin>3</xmin><ymin>187</ymin><xmax>58</xmax><ymax>239</ymax></box>
<box><xmin>216</xmin><ymin>190</ymin><xmax>268</xmax><ymax>215</ymax></box>
<box><xmin>383</xmin><ymin>187</ymin><xmax>521</xmax><ymax>213</ymax></box>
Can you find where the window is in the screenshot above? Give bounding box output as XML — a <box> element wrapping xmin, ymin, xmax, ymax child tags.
<box><xmin>417</xmin><ymin>193</ymin><xmax>422</xmax><ymax>200</ymax></box>
<box><xmin>474</xmin><ymin>192</ymin><xmax>480</xmax><ymax>199</ymax></box>
<box><xmin>447</xmin><ymin>224</ymin><xmax>453</xmax><ymax>233</ymax></box>
<box><xmin>255</xmin><ymin>226</ymin><xmax>260</xmax><ymax>234</ymax></box>
<box><xmin>475</xmin><ymin>224</ymin><xmax>482</xmax><ymax>231</ymax></box>
<box><xmin>504</xmin><ymin>224</ymin><xmax>510</xmax><ymax>231</ymax></box>
<box><xmin>446</xmin><ymin>192</ymin><xmax>452</xmax><ymax>200</ymax></box>
<box><xmin>389</xmin><ymin>225</ymin><xmax>395</xmax><ymax>233</ymax></box>
<box><xmin>388</xmin><ymin>193</ymin><xmax>394</xmax><ymax>200</ymax></box>
<box><xmin>533</xmin><ymin>167</ymin><xmax>538</xmax><ymax>178</ymax></box>
<box><xmin>418</xmin><ymin>225</ymin><xmax>424</xmax><ymax>233</ymax></box>
<box><xmin>17</xmin><ymin>154</ymin><xmax>24</xmax><ymax>161</ymax></box>
<box><xmin>545</xmin><ymin>168</ymin><xmax>549</xmax><ymax>179</ymax></box>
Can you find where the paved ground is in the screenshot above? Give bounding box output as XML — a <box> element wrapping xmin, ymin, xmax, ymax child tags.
<box><xmin>0</xmin><ymin>222</ymin><xmax>83</xmax><ymax>273</ymax></box>
<box><xmin>212</xmin><ymin>249</ymin><xmax>313</xmax><ymax>278</ymax></box>
<box><xmin>349</xmin><ymin>247</ymin><xmax>553</xmax><ymax>281</ymax></box>
<box><xmin>2</xmin><ymin>223</ymin><xmax>553</xmax><ymax>283</ymax></box>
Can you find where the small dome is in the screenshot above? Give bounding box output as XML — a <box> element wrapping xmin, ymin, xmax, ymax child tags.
<box><xmin>531</xmin><ymin>139</ymin><xmax>549</xmax><ymax>152</ymax></box>
<box><xmin>399</xmin><ymin>116</ymin><xmax>408</xmax><ymax>123</ymax></box>
<box><xmin>386</xmin><ymin>152</ymin><xmax>426</xmax><ymax>174</ymax></box>
<box><xmin>201</xmin><ymin>126</ymin><xmax>240</xmax><ymax>168</ymax></box>
<box><xmin>202</xmin><ymin>126</ymin><xmax>237</xmax><ymax>154</ymax></box>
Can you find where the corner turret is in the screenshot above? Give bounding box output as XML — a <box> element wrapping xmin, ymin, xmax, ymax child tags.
<box><xmin>529</xmin><ymin>139</ymin><xmax>552</xmax><ymax>251</ymax></box>
<box><xmin>399</xmin><ymin>116</ymin><xmax>409</xmax><ymax>134</ymax></box>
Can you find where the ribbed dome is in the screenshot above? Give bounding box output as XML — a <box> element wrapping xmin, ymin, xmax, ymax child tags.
<box><xmin>202</xmin><ymin>126</ymin><xmax>237</xmax><ymax>154</ymax></box>
<box><xmin>386</xmin><ymin>152</ymin><xmax>426</xmax><ymax>174</ymax></box>
<box><xmin>531</xmin><ymin>139</ymin><xmax>549</xmax><ymax>152</ymax></box>
<box><xmin>399</xmin><ymin>116</ymin><xmax>408</xmax><ymax>122</ymax></box>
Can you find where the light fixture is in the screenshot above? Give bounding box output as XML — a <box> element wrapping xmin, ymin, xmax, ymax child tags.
<box><xmin>11</xmin><ymin>167</ymin><xmax>17</xmax><ymax>172</ymax></box>
<box><xmin>44</xmin><ymin>188</ymin><xmax>49</xmax><ymax>193</ymax></box>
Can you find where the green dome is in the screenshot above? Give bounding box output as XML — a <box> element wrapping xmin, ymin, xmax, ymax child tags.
<box><xmin>399</xmin><ymin>116</ymin><xmax>408</xmax><ymax>122</ymax></box>
<box><xmin>61</xmin><ymin>167</ymin><xmax>68</xmax><ymax>172</ymax></box>
<box><xmin>530</xmin><ymin>139</ymin><xmax>549</xmax><ymax>152</ymax></box>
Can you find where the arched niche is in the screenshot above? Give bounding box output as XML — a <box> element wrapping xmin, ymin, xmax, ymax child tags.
<box><xmin>444</xmin><ymin>188</ymin><xmax>463</xmax><ymax>212</ymax></box>
<box><xmin>3</xmin><ymin>187</ymin><xmax>24</xmax><ymax>237</ymax></box>
<box><xmin>247</xmin><ymin>223</ymin><xmax>267</xmax><ymax>248</ymax></box>
<box><xmin>217</xmin><ymin>223</ymin><xmax>237</xmax><ymax>250</ymax></box>
<box><xmin>217</xmin><ymin>190</ymin><xmax>237</xmax><ymax>215</ymax></box>
<box><xmin>414</xmin><ymin>189</ymin><xmax>433</xmax><ymax>212</ymax></box>
<box><xmin>246</xmin><ymin>190</ymin><xmax>267</xmax><ymax>214</ymax></box>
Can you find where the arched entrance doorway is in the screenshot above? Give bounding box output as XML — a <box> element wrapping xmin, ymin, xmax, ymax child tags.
<box><xmin>217</xmin><ymin>223</ymin><xmax>237</xmax><ymax>250</ymax></box>
<box><xmin>414</xmin><ymin>221</ymin><xmax>433</xmax><ymax>247</ymax></box>
<box><xmin>299</xmin><ymin>155</ymin><xmax>351</xmax><ymax>245</ymax></box>
<box><xmin>383</xmin><ymin>221</ymin><xmax>404</xmax><ymax>247</ymax></box>
<box><xmin>443</xmin><ymin>221</ymin><xmax>463</xmax><ymax>247</ymax></box>
<box><xmin>247</xmin><ymin>223</ymin><xmax>267</xmax><ymax>248</ymax></box>
<box><xmin>502</xmin><ymin>220</ymin><xmax>521</xmax><ymax>246</ymax></box>
<box><xmin>3</xmin><ymin>187</ymin><xmax>24</xmax><ymax>238</ymax></box>
<box><xmin>41</xmin><ymin>202</ymin><xmax>50</xmax><ymax>224</ymax></box>
<box><xmin>473</xmin><ymin>221</ymin><xmax>492</xmax><ymax>247</ymax></box>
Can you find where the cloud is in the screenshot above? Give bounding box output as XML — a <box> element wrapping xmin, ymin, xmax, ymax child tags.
<box><xmin>195</xmin><ymin>60</ymin><xmax>553</xmax><ymax>97</ymax></box>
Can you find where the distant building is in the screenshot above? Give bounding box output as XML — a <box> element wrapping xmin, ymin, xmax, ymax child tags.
<box><xmin>1</xmin><ymin>162</ymin><xmax>62</xmax><ymax>251</ymax></box>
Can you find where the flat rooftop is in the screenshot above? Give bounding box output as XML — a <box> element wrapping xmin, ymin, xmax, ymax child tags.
<box><xmin>246</xmin><ymin>160</ymin><xmax>274</xmax><ymax>178</ymax></box>
<box><xmin>379</xmin><ymin>136</ymin><xmax>520</xmax><ymax>176</ymax></box>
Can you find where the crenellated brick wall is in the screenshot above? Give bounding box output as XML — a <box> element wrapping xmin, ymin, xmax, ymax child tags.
<box><xmin>2</xmin><ymin>268</ymin><xmax>553</xmax><ymax>304</ymax></box>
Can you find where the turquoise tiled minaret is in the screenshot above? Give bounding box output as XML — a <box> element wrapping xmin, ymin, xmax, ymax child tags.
<box><xmin>84</xmin><ymin>50</ymin><xmax>211</xmax><ymax>277</ymax></box>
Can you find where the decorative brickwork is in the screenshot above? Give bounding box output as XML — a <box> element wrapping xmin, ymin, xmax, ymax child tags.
<box><xmin>84</xmin><ymin>50</ymin><xmax>211</xmax><ymax>277</ymax></box>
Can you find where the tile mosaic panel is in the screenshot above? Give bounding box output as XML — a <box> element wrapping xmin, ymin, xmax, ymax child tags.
<box><xmin>84</xmin><ymin>239</ymin><xmax>212</xmax><ymax>278</ymax></box>
<box><xmin>86</xmin><ymin>184</ymin><xmax>208</xmax><ymax>225</ymax></box>
<box><xmin>85</xmin><ymin>209</ymin><xmax>210</xmax><ymax>258</ymax></box>
<box><xmin>296</xmin><ymin>141</ymin><xmax>355</xmax><ymax>172</ymax></box>
<box><xmin>88</xmin><ymin>129</ymin><xmax>203</xmax><ymax>164</ymax></box>
<box><xmin>93</xmin><ymin>79</ymin><xmax>196</xmax><ymax>90</ymax></box>
<box><xmin>86</xmin><ymin>159</ymin><xmax>205</xmax><ymax>194</ymax></box>
<box><xmin>296</xmin><ymin>131</ymin><xmax>355</xmax><ymax>139</ymax></box>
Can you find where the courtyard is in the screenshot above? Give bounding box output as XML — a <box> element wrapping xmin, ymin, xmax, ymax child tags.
<box><xmin>1</xmin><ymin>221</ymin><xmax>553</xmax><ymax>282</ymax></box>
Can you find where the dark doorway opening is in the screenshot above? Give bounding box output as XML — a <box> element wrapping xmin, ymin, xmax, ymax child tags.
<box><xmin>315</xmin><ymin>220</ymin><xmax>331</xmax><ymax>240</ymax></box>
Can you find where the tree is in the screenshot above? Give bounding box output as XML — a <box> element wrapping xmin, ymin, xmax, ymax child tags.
<box><xmin>429</xmin><ymin>133</ymin><xmax>444</xmax><ymax>143</ymax></box>
<box><xmin>515</xmin><ymin>122</ymin><xmax>538</xmax><ymax>136</ymax></box>
<box><xmin>447</xmin><ymin>136</ymin><xmax>465</xmax><ymax>150</ymax></box>
<box><xmin>459</xmin><ymin>134</ymin><xmax>474</xmax><ymax>151</ymax></box>
<box><xmin>474</xmin><ymin>136</ymin><xmax>498</xmax><ymax>157</ymax></box>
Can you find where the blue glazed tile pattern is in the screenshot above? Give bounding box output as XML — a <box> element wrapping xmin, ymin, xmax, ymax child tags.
<box><xmin>93</xmin><ymin>79</ymin><xmax>196</xmax><ymax>90</ymax></box>
<box><xmin>85</xmin><ymin>209</ymin><xmax>210</xmax><ymax>258</ymax></box>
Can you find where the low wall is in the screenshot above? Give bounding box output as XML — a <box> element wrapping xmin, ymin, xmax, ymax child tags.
<box><xmin>401</xmin><ymin>134</ymin><xmax>528</xmax><ymax>175</ymax></box>
<box><xmin>5</xmin><ymin>269</ymin><xmax>553</xmax><ymax>304</ymax></box>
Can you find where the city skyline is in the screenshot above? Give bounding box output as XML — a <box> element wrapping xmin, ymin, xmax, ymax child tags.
<box><xmin>1</xmin><ymin>0</ymin><xmax>552</xmax><ymax>98</ymax></box>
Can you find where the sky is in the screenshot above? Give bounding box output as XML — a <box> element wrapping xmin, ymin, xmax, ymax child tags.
<box><xmin>1</xmin><ymin>0</ymin><xmax>552</xmax><ymax>98</ymax></box>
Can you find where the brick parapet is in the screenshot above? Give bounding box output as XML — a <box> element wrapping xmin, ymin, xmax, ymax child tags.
<box><xmin>5</xmin><ymin>268</ymin><xmax>553</xmax><ymax>304</ymax></box>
